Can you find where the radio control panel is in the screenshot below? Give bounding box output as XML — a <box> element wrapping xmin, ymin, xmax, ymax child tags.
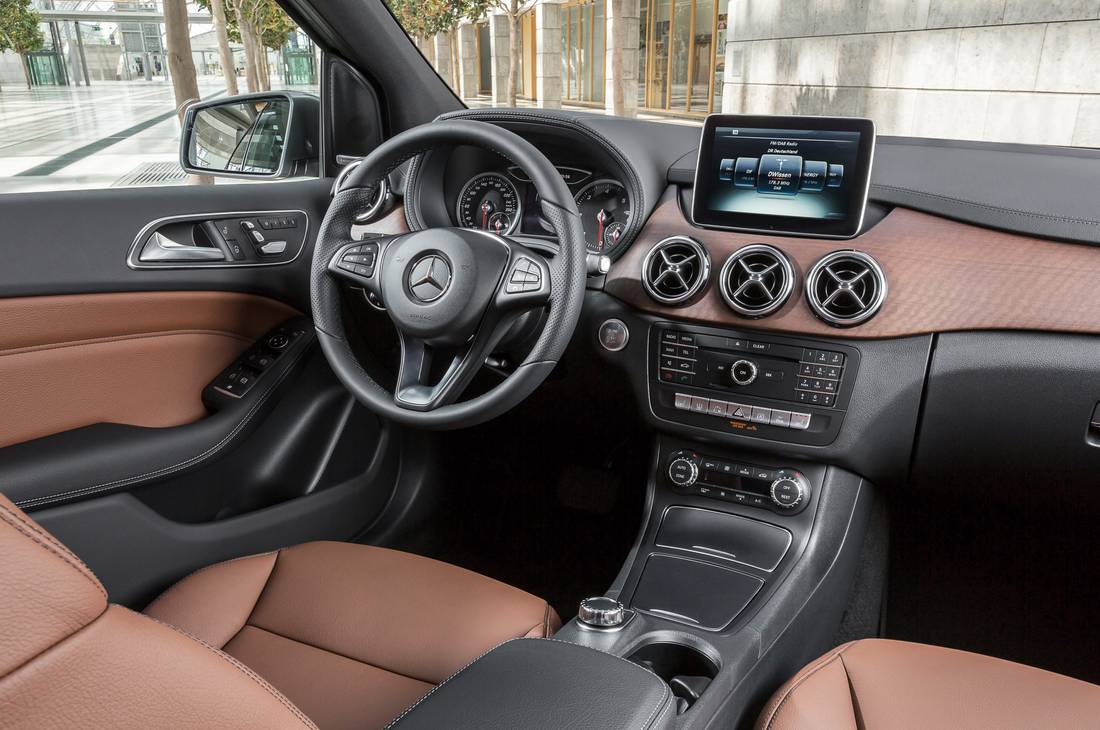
<box><xmin>650</xmin><ymin>323</ymin><xmax>859</xmax><ymax>446</ymax></box>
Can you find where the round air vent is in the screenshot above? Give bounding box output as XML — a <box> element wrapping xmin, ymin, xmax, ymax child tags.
<box><xmin>718</xmin><ymin>244</ymin><xmax>795</xmax><ymax>318</ymax></box>
<box><xmin>641</xmin><ymin>236</ymin><xmax>711</xmax><ymax>306</ymax></box>
<box><xmin>806</xmin><ymin>250</ymin><xmax>887</xmax><ymax>327</ymax></box>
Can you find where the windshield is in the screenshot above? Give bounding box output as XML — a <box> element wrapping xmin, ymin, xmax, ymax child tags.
<box><xmin>388</xmin><ymin>0</ymin><xmax>1099</xmax><ymax>147</ymax></box>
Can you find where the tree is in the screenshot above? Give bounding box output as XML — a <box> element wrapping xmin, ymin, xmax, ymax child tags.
<box><xmin>0</xmin><ymin>0</ymin><xmax>46</xmax><ymax>91</ymax></box>
<box><xmin>209</xmin><ymin>0</ymin><xmax>238</xmax><ymax>95</ymax></box>
<box><xmin>163</xmin><ymin>0</ymin><xmax>200</xmax><ymax>121</ymax></box>
<box><xmin>488</xmin><ymin>0</ymin><xmax>530</xmax><ymax>107</ymax></box>
<box><xmin>199</xmin><ymin>0</ymin><xmax>294</xmax><ymax>92</ymax></box>
<box><xmin>386</xmin><ymin>0</ymin><xmax>488</xmax><ymax>93</ymax></box>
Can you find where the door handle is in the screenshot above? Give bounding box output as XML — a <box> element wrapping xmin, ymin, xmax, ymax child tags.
<box><xmin>138</xmin><ymin>230</ymin><xmax>226</xmax><ymax>262</ymax></box>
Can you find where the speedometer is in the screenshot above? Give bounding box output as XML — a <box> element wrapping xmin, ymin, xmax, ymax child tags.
<box><xmin>456</xmin><ymin>172</ymin><xmax>521</xmax><ymax>235</ymax></box>
<box><xmin>574</xmin><ymin>179</ymin><xmax>631</xmax><ymax>254</ymax></box>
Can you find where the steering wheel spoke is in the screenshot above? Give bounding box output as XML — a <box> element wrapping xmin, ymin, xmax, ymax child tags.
<box><xmin>494</xmin><ymin>241</ymin><xmax>552</xmax><ymax>311</ymax></box>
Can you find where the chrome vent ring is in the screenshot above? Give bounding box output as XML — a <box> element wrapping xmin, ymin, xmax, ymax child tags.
<box><xmin>641</xmin><ymin>236</ymin><xmax>711</xmax><ymax>306</ymax></box>
<box><xmin>719</xmin><ymin>244</ymin><xmax>795</xmax><ymax>318</ymax></box>
<box><xmin>806</xmin><ymin>250</ymin><xmax>887</xmax><ymax>327</ymax></box>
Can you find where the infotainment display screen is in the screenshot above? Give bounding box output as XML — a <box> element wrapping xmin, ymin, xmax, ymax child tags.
<box><xmin>691</xmin><ymin>115</ymin><xmax>875</xmax><ymax>238</ymax></box>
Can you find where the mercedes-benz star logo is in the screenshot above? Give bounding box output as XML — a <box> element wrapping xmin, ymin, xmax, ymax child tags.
<box><xmin>408</xmin><ymin>254</ymin><xmax>452</xmax><ymax>303</ymax></box>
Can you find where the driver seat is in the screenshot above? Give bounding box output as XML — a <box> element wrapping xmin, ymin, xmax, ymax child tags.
<box><xmin>0</xmin><ymin>494</ymin><xmax>560</xmax><ymax>729</ymax></box>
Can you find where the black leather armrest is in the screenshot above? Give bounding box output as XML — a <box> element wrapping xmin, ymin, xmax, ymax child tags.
<box><xmin>388</xmin><ymin>638</ymin><xmax>675</xmax><ymax>730</ymax></box>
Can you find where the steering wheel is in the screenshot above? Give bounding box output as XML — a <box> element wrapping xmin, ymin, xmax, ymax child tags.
<box><xmin>312</xmin><ymin>120</ymin><xmax>587</xmax><ymax>429</ymax></box>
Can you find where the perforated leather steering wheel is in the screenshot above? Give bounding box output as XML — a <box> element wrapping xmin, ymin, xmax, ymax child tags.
<box><xmin>312</xmin><ymin>120</ymin><xmax>587</xmax><ymax>429</ymax></box>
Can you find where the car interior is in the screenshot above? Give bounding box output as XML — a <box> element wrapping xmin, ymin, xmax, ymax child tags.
<box><xmin>5</xmin><ymin>1</ymin><xmax>1100</xmax><ymax>729</ymax></box>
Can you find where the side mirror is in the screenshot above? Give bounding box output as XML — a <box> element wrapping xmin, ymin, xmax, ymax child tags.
<box><xmin>180</xmin><ymin>91</ymin><xmax>319</xmax><ymax>179</ymax></box>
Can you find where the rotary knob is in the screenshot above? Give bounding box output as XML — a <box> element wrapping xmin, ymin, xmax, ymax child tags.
<box><xmin>770</xmin><ymin>470</ymin><xmax>808</xmax><ymax>510</ymax></box>
<box><xmin>730</xmin><ymin>359</ymin><xmax>758</xmax><ymax>386</ymax></box>
<box><xmin>668</xmin><ymin>457</ymin><xmax>699</xmax><ymax>488</ymax></box>
<box><xmin>578</xmin><ymin>597</ymin><xmax>626</xmax><ymax>628</ymax></box>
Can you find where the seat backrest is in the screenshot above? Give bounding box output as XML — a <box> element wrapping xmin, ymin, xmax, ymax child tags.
<box><xmin>0</xmin><ymin>494</ymin><xmax>317</xmax><ymax>730</ymax></box>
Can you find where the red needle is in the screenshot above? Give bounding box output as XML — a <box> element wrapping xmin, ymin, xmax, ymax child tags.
<box><xmin>480</xmin><ymin>200</ymin><xmax>493</xmax><ymax>229</ymax></box>
<box><xmin>596</xmin><ymin>209</ymin><xmax>608</xmax><ymax>252</ymax></box>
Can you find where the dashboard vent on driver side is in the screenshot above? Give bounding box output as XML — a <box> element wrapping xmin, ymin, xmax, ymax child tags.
<box><xmin>719</xmin><ymin>244</ymin><xmax>795</xmax><ymax>318</ymax></box>
<box><xmin>641</xmin><ymin>236</ymin><xmax>711</xmax><ymax>306</ymax></box>
<box><xmin>806</xmin><ymin>250</ymin><xmax>887</xmax><ymax>327</ymax></box>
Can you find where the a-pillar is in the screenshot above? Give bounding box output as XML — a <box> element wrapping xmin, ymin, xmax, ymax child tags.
<box><xmin>605</xmin><ymin>0</ymin><xmax>640</xmax><ymax>117</ymax></box>
<box><xmin>534</xmin><ymin>1</ymin><xmax>563</xmax><ymax>109</ymax></box>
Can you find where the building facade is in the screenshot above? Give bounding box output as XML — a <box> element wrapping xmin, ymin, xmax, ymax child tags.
<box><xmin>429</xmin><ymin>0</ymin><xmax>1100</xmax><ymax>147</ymax></box>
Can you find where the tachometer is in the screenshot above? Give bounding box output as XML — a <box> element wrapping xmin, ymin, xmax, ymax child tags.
<box><xmin>574</xmin><ymin>179</ymin><xmax>631</xmax><ymax>254</ymax></box>
<box><xmin>456</xmin><ymin>172</ymin><xmax>521</xmax><ymax>235</ymax></box>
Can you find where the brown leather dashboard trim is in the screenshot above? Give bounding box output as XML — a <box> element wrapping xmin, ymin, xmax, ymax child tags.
<box><xmin>0</xmin><ymin>291</ymin><xmax>299</xmax><ymax>449</ymax></box>
<box><xmin>606</xmin><ymin>187</ymin><xmax>1100</xmax><ymax>339</ymax></box>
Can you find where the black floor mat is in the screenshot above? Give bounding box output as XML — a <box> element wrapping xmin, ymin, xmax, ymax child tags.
<box><xmin>887</xmin><ymin>490</ymin><xmax>1100</xmax><ymax>684</ymax></box>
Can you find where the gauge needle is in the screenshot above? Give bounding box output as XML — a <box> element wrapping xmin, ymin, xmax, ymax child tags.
<box><xmin>480</xmin><ymin>200</ymin><xmax>494</xmax><ymax>228</ymax></box>
<box><xmin>596</xmin><ymin>209</ymin><xmax>608</xmax><ymax>251</ymax></box>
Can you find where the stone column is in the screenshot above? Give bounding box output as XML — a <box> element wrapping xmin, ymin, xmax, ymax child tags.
<box><xmin>456</xmin><ymin>22</ymin><xmax>479</xmax><ymax>100</ymax></box>
<box><xmin>489</xmin><ymin>12</ymin><xmax>511</xmax><ymax>105</ymax></box>
<box><xmin>433</xmin><ymin>33</ymin><xmax>453</xmax><ymax>89</ymax></box>
<box><xmin>534</xmin><ymin>1</ymin><xmax>563</xmax><ymax>109</ymax></box>
<box><xmin>605</xmin><ymin>0</ymin><xmax>640</xmax><ymax>116</ymax></box>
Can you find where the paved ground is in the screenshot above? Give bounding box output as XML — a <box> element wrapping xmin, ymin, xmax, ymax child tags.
<box><xmin>0</xmin><ymin>76</ymin><xmax>317</xmax><ymax>194</ymax></box>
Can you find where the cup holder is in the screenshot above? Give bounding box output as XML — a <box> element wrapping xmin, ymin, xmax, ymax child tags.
<box><xmin>627</xmin><ymin>642</ymin><xmax>719</xmax><ymax>713</ymax></box>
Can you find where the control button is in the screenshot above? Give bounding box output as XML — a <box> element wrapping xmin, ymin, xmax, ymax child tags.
<box><xmin>821</xmin><ymin>393</ymin><xmax>835</xmax><ymax>407</ymax></box>
<box><xmin>597</xmin><ymin>319</ymin><xmax>630</xmax><ymax>352</ymax></box>
<box><xmin>790</xmin><ymin>412</ymin><xmax>811</xmax><ymax>430</ymax></box>
<box><xmin>244</xmin><ymin>351</ymin><xmax>275</xmax><ymax>371</ymax></box>
<box><xmin>258</xmin><ymin>218</ymin><xmax>272</xmax><ymax>230</ymax></box>
<box><xmin>750</xmin><ymin>406</ymin><xmax>772</xmax><ymax>424</ymax></box>
<box><xmin>668</xmin><ymin>457</ymin><xmax>699</xmax><ymax>488</ymax></box>
<box><xmin>250</xmin><ymin>230</ymin><xmax>265</xmax><ymax>244</ymax></box>
<box><xmin>729</xmin><ymin>403</ymin><xmax>752</xmax><ymax>421</ymax></box>
<box><xmin>753</xmin><ymin>467</ymin><xmax>773</xmax><ymax>481</ymax></box>
<box><xmin>259</xmin><ymin>240</ymin><xmax>287</xmax><ymax>256</ymax></box>
<box><xmin>730</xmin><ymin>359</ymin><xmax>758</xmax><ymax>386</ymax></box>
<box><xmin>770</xmin><ymin>473</ymin><xmax>807</xmax><ymax>509</ymax></box>
<box><xmin>673</xmin><ymin>393</ymin><xmax>691</xmax><ymax>411</ymax></box>
<box><xmin>676</xmin><ymin>346</ymin><xmax>695</xmax><ymax>359</ymax></box>
<box><xmin>675</xmin><ymin>373</ymin><xmax>693</xmax><ymax>385</ymax></box>
<box><xmin>827</xmin><ymin>163</ymin><xmax>844</xmax><ymax>188</ymax></box>
<box><xmin>660</xmin><ymin>343</ymin><xmax>678</xmax><ymax>357</ymax></box>
<box><xmin>267</xmin><ymin>333</ymin><xmax>291</xmax><ymax>351</ymax></box>
<box><xmin>748</xmin><ymin>341</ymin><xmax>770</xmax><ymax>353</ymax></box>
<box><xmin>771</xmin><ymin>409</ymin><xmax>792</xmax><ymax>427</ymax></box>
<box><xmin>661</xmin><ymin>330</ymin><xmax>679</xmax><ymax>343</ymax></box>
<box><xmin>689</xmin><ymin>396</ymin><xmax>709</xmax><ymax>413</ymax></box>
<box><xmin>735</xmin><ymin>464</ymin><xmax>753</xmax><ymax>477</ymax></box>
<box><xmin>224</xmin><ymin>237</ymin><xmax>245</xmax><ymax>260</ymax></box>
<box><xmin>762</xmin><ymin>368</ymin><xmax>783</xmax><ymax>382</ymax></box>
<box><xmin>578</xmin><ymin>597</ymin><xmax>626</xmax><ymax>628</ymax></box>
<box><xmin>677</xmin><ymin>333</ymin><xmax>696</xmax><ymax>345</ymax></box>
<box><xmin>708</xmin><ymin>400</ymin><xmax>728</xmax><ymax>416</ymax></box>
<box><xmin>240</xmin><ymin>221</ymin><xmax>256</xmax><ymax>231</ymax></box>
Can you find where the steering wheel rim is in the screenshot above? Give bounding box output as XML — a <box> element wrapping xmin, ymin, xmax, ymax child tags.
<box><xmin>311</xmin><ymin>119</ymin><xmax>587</xmax><ymax>430</ymax></box>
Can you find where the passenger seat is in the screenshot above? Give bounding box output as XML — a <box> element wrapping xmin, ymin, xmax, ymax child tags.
<box><xmin>757</xmin><ymin>639</ymin><xmax>1100</xmax><ymax>729</ymax></box>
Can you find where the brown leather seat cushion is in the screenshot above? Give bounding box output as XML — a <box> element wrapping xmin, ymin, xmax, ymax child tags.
<box><xmin>757</xmin><ymin>638</ymin><xmax>1100</xmax><ymax>730</ymax></box>
<box><xmin>0</xmin><ymin>493</ymin><xmax>316</xmax><ymax>729</ymax></box>
<box><xmin>144</xmin><ymin>541</ymin><xmax>561</xmax><ymax>730</ymax></box>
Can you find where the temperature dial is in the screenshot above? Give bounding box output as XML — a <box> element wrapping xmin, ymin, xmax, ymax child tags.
<box><xmin>668</xmin><ymin>457</ymin><xmax>699</xmax><ymax>488</ymax></box>
<box><xmin>769</xmin><ymin>470</ymin><xmax>809</xmax><ymax>510</ymax></box>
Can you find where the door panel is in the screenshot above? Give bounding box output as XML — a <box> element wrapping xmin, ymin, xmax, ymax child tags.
<box><xmin>0</xmin><ymin>180</ymin><xmax>399</xmax><ymax>607</ymax></box>
<box><xmin>0</xmin><ymin>291</ymin><xmax>297</xmax><ymax>448</ymax></box>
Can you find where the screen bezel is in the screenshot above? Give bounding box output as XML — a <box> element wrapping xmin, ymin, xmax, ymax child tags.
<box><xmin>690</xmin><ymin>114</ymin><xmax>876</xmax><ymax>239</ymax></box>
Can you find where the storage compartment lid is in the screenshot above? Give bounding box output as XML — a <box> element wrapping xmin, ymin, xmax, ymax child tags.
<box><xmin>631</xmin><ymin>554</ymin><xmax>763</xmax><ymax>631</ymax></box>
<box><xmin>655</xmin><ymin>506</ymin><xmax>791</xmax><ymax>572</ymax></box>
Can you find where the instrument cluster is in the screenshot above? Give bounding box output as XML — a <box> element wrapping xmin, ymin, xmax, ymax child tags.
<box><xmin>453</xmin><ymin>165</ymin><xmax>633</xmax><ymax>256</ymax></box>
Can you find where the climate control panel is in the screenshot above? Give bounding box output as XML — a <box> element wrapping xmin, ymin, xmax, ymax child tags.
<box><xmin>664</xmin><ymin>448</ymin><xmax>811</xmax><ymax>515</ymax></box>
